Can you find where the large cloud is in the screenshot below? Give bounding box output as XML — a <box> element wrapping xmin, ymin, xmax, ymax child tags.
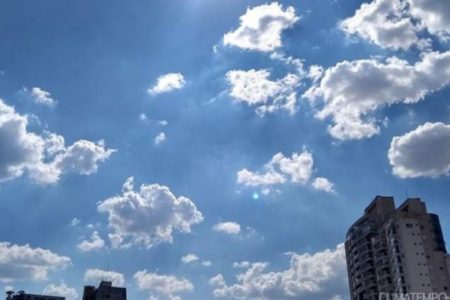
<box><xmin>223</xmin><ymin>2</ymin><xmax>299</xmax><ymax>52</ymax></box>
<box><xmin>134</xmin><ymin>270</ymin><xmax>193</xmax><ymax>300</ymax></box>
<box><xmin>389</xmin><ymin>122</ymin><xmax>450</xmax><ymax>178</ymax></box>
<box><xmin>305</xmin><ymin>51</ymin><xmax>450</xmax><ymax>140</ymax></box>
<box><xmin>226</xmin><ymin>69</ymin><xmax>301</xmax><ymax>115</ymax></box>
<box><xmin>210</xmin><ymin>244</ymin><xmax>347</xmax><ymax>300</ymax></box>
<box><xmin>237</xmin><ymin>151</ymin><xmax>334</xmax><ymax>193</ymax></box>
<box><xmin>340</xmin><ymin>0</ymin><xmax>450</xmax><ymax>50</ymax></box>
<box><xmin>97</xmin><ymin>177</ymin><xmax>203</xmax><ymax>248</ymax></box>
<box><xmin>84</xmin><ymin>269</ymin><xmax>125</xmax><ymax>286</ymax></box>
<box><xmin>0</xmin><ymin>99</ymin><xmax>115</xmax><ymax>184</ymax></box>
<box><xmin>43</xmin><ymin>283</ymin><xmax>78</xmax><ymax>300</ymax></box>
<box><xmin>0</xmin><ymin>242</ymin><xmax>71</xmax><ymax>283</ymax></box>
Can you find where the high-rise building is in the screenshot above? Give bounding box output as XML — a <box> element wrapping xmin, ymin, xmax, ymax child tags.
<box><xmin>5</xmin><ymin>291</ymin><xmax>64</xmax><ymax>300</ymax></box>
<box><xmin>345</xmin><ymin>196</ymin><xmax>450</xmax><ymax>300</ymax></box>
<box><xmin>82</xmin><ymin>281</ymin><xmax>126</xmax><ymax>300</ymax></box>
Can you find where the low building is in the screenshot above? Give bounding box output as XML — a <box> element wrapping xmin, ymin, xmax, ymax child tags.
<box><xmin>6</xmin><ymin>291</ymin><xmax>64</xmax><ymax>300</ymax></box>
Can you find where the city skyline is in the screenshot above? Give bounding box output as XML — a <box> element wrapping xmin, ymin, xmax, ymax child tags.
<box><xmin>1</xmin><ymin>0</ymin><xmax>450</xmax><ymax>299</ymax></box>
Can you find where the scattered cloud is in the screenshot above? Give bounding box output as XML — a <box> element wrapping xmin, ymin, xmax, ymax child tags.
<box><xmin>0</xmin><ymin>100</ymin><xmax>115</xmax><ymax>184</ymax></box>
<box><xmin>84</xmin><ymin>269</ymin><xmax>125</xmax><ymax>287</ymax></box>
<box><xmin>0</xmin><ymin>242</ymin><xmax>71</xmax><ymax>282</ymax></box>
<box><xmin>223</xmin><ymin>2</ymin><xmax>299</xmax><ymax>52</ymax></box>
<box><xmin>226</xmin><ymin>69</ymin><xmax>301</xmax><ymax>115</ymax></box>
<box><xmin>77</xmin><ymin>231</ymin><xmax>105</xmax><ymax>252</ymax></box>
<box><xmin>24</xmin><ymin>87</ymin><xmax>56</xmax><ymax>107</ymax></box>
<box><xmin>389</xmin><ymin>122</ymin><xmax>450</xmax><ymax>178</ymax></box>
<box><xmin>312</xmin><ymin>177</ymin><xmax>335</xmax><ymax>193</ymax></box>
<box><xmin>181</xmin><ymin>254</ymin><xmax>199</xmax><ymax>264</ymax></box>
<box><xmin>213</xmin><ymin>222</ymin><xmax>241</xmax><ymax>235</ymax></box>
<box><xmin>43</xmin><ymin>283</ymin><xmax>78</xmax><ymax>300</ymax></box>
<box><xmin>154</xmin><ymin>132</ymin><xmax>166</xmax><ymax>145</ymax></box>
<box><xmin>210</xmin><ymin>244</ymin><xmax>347</xmax><ymax>300</ymax></box>
<box><xmin>148</xmin><ymin>73</ymin><xmax>186</xmax><ymax>95</ymax></box>
<box><xmin>201</xmin><ymin>261</ymin><xmax>212</xmax><ymax>267</ymax></box>
<box><xmin>237</xmin><ymin>151</ymin><xmax>334</xmax><ymax>193</ymax></box>
<box><xmin>134</xmin><ymin>270</ymin><xmax>193</xmax><ymax>300</ymax></box>
<box><xmin>305</xmin><ymin>51</ymin><xmax>450</xmax><ymax>140</ymax></box>
<box><xmin>70</xmin><ymin>218</ymin><xmax>81</xmax><ymax>227</ymax></box>
<box><xmin>97</xmin><ymin>177</ymin><xmax>203</xmax><ymax>248</ymax></box>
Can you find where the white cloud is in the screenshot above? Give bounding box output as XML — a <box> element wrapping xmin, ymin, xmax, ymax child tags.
<box><xmin>223</xmin><ymin>2</ymin><xmax>299</xmax><ymax>52</ymax></box>
<box><xmin>408</xmin><ymin>0</ymin><xmax>450</xmax><ymax>39</ymax></box>
<box><xmin>210</xmin><ymin>244</ymin><xmax>347</xmax><ymax>300</ymax></box>
<box><xmin>148</xmin><ymin>73</ymin><xmax>185</xmax><ymax>95</ymax></box>
<box><xmin>134</xmin><ymin>270</ymin><xmax>193</xmax><ymax>300</ymax></box>
<box><xmin>0</xmin><ymin>100</ymin><xmax>115</xmax><ymax>184</ymax></box>
<box><xmin>77</xmin><ymin>231</ymin><xmax>105</xmax><ymax>252</ymax></box>
<box><xmin>237</xmin><ymin>151</ymin><xmax>334</xmax><ymax>193</ymax></box>
<box><xmin>201</xmin><ymin>261</ymin><xmax>212</xmax><ymax>267</ymax></box>
<box><xmin>139</xmin><ymin>113</ymin><xmax>148</xmax><ymax>121</ymax></box>
<box><xmin>28</xmin><ymin>87</ymin><xmax>56</xmax><ymax>107</ymax></box>
<box><xmin>0</xmin><ymin>242</ymin><xmax>71</xmax><ymax>283</ymax></box>
<box><xmin>97</xmin><ymin>177</ymin><xmax>203</xmax><ymax>248</ymax></box>
<box><xmin>305</xmin><ymin>51</ymin><xmax>450</xmax><ymax>140</ymax></box>
<box><xmin>181</xmin><ymin>254</ymin><xmax>199</xmax><ymax>264</ymax></box>
<box><xmin>154</xmin><ymin>132</ymin><xmax>166</xmax><ymax>145</ymax></box>
<box><xmin>233</xmin><ymin>261</ymin><xmax>250</xmax><ymax>269</ymax></box>
<box><xmin>339</xmin><ymin>0</ymin><xmax>425</xmax><ymax>50</ymax></box>
<box><xmin>213</xmin><ymin>222</ymin><xmax>241</xmax><ymax>235</ymax></box>
<box><xmin>389</xmin><ymin>122</ymin><xmax>450</xmax><ymax>178</ymax></box>
<box><xmin>84</xmin><ymin>269</ymin><xmax>125</xmax><ymax>287</ymax></box>
<box><xmin>43</xmin><ymin>283</ymin><xmax>78</xmax><ymax>300</ymax></box>
<box><xmin>226</xmin><ymin>69</ymin><xmax>301</xmax><ymax>115</ymax></box>
<box><xmin>312</xmin><ymin>177</ymin><xmax>335</xmax><ymax>193</ymax></box>
<box><xmin>340</xmin><ymin>0</ymin><xmax>450</xmax><ymax>50</ymax></box>
<box><xmin>70</xmin><ymin>218</ymin><xmax>81</xmax><ymax>227</ymax></box>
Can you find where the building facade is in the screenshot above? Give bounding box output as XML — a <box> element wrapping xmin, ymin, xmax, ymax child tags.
<box><xmin>345</xmin><ymin>196</ymin><xmax>450</xmax><ymax>300</ymax></box>
<box><xmin>6</xmin><ymin>291</ymin><xmax>64</xmax><ymax>300</ymax></box>
<box><xmin>82</xmin><ymin>281</ymin><xmax>126</xmax><ymax>300</ymax></box>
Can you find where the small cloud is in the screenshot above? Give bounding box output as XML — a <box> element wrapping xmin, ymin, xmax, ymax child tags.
<box><xmin>26</xmin><ymin>87</ymin><xmax>56</xmax><ymax>107</ymax></box>
<box><xmin>148</xmin><ymin>73</ymin><xmax>185</xmax><ymax>95</ymax></box>
<box><xmin>181</xmin><ymin>254</ymin><xmax>199</xmax><ymax>264</ymax></box>
<box><xmin>158</xmin><ymin>120</ymin><xmax>168</xmax><ymax>126</ymax></box>
<box><xmin>70</xmin><ymin>218</ymin><xmax>81</xmax><ymax>227</ymax></box>
<box><xmin>312</xmin><ymin>177</ymin><xmax>335</xmax><ymax>193</ymax></box>
<box><xmin>77</xmin><ymin>231</ymin><xmax>105</xmax><ymax>252</ymax></box>
<box><xmin>153</xmin><ymin>132</ymin><xmax>166</xmax><ymax>145</ymax></box>
<box><xmin>139</xmin><ymin>114</ymin><xmax>148</xmax><ymax>121</ymax></box>
<box><xmin>201</xmin><ymin>261</ymin><xmax>212</xmax><ymax>267</ymax></box>
<box><xmin>213</xmin><ymin>222</ymin><xmax>241</xmax><ymax>235</ymax></box>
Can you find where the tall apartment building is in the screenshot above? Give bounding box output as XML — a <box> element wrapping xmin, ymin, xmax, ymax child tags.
<box><xmin>82</xmin><ymin>281</ymin><xmax>126</xmax><ymax>300</ymax></box>
<box><xmin>345</xmin><ymin>196</ymin><xmax>450</xmax><ymax>299</ymax></box>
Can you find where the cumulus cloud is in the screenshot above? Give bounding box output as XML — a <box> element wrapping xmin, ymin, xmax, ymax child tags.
<box><xmin>210</xmin><ymin>244</ymin><xmax>347</xmax><ymax>300</ymax></box>
<box><xmin>305</xmin><ymin>51</ymin><xmax>450</xmax><ymax>140</ymax></box>
<box><xmin>181</xmin><ymin>254</ymin><xmax>199</xmax><ymax>264</ymax></box>
<box><xmin>134</xmin><ymin>270</ymin><xmax>193</xmax><ymax>300</ymax></box>
<box><xmin>312</xmin><ymin>177</ymin><xmax>335</xmax><ymax>193</ymax></box>
<box><xmin>148</xmin><ymin>73</ymin><xmax>186</xmax><ymax>95</ymax></box>
<box><xmin>154</xmin><ymin>132</ymin><xmax>166</xmax><ymax>145</ymax></box>
<box><xmin>226</xmin><ymin>69</ymin><xmax>301</xmax><ymax>115</ymax></box>
<box><xmin>213</xmin><ymin>222</ymin><xmax>241</xmax><ymax>235</ymax></box>
<box><xmin>27</xmin><ymin>87</ymin><xmax>56</xmax><ymax>107</ymax></box>
<box><xmin>77</xmin><ymin>231</ymin><xmax>105</xmax><ymax>252</ymax></box>
<box><xmin>43</xmin><ymin>283</ymin><xmax>78</xmax><ymax>300</ymax></box>
<box><xmin>340</xmin><ymin>0</ymin><xmax>450</xmax><ymax>50</ymax></box>
<box><xmin>97</xmin><ymin>177</ymin><xmax>203</xmax><ymax>248</ymax></box>
<box><xmin>388</xmin><ymin>122</ymin><xmax>450</xmax><ymax>178</ymax></box>
<box><xmin>0</xmin><ymin>100</ymin><xmax>115</xmax><ymax>184</ymax></box>
<box><xmin>339</xmin><ymin>0</ymin><xmax>425</xmax><ymax>50</ymax></box>
<box><xmin>84</xmin><ymin>269</ymin><xmax>125</xmax><ymax>287</ymax></box>
<box><xmin>223</xmin><ymin>2</ymin><xmax>299</xmax><ymax>52</ymax></box>
<box><xmin>237</xmin><ymin>151</ymin><xmax>333</xmax><ymax>193</ymax></box>
<box><xmin>0</xmin><ymin>242</ymin><xmax>71</xmax><ymax>283</ymax></box>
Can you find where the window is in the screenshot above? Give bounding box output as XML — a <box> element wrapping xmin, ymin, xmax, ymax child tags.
<box><xmin>406</xmin><ymin>223</ymin><xmax>413</xmax><ymax>228</ymax></box>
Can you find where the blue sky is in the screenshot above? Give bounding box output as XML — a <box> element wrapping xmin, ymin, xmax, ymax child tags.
<box><xmin>1</xmin><ymin>0</ymin><xmax>450</xmax><ymax>299</ymax></box>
